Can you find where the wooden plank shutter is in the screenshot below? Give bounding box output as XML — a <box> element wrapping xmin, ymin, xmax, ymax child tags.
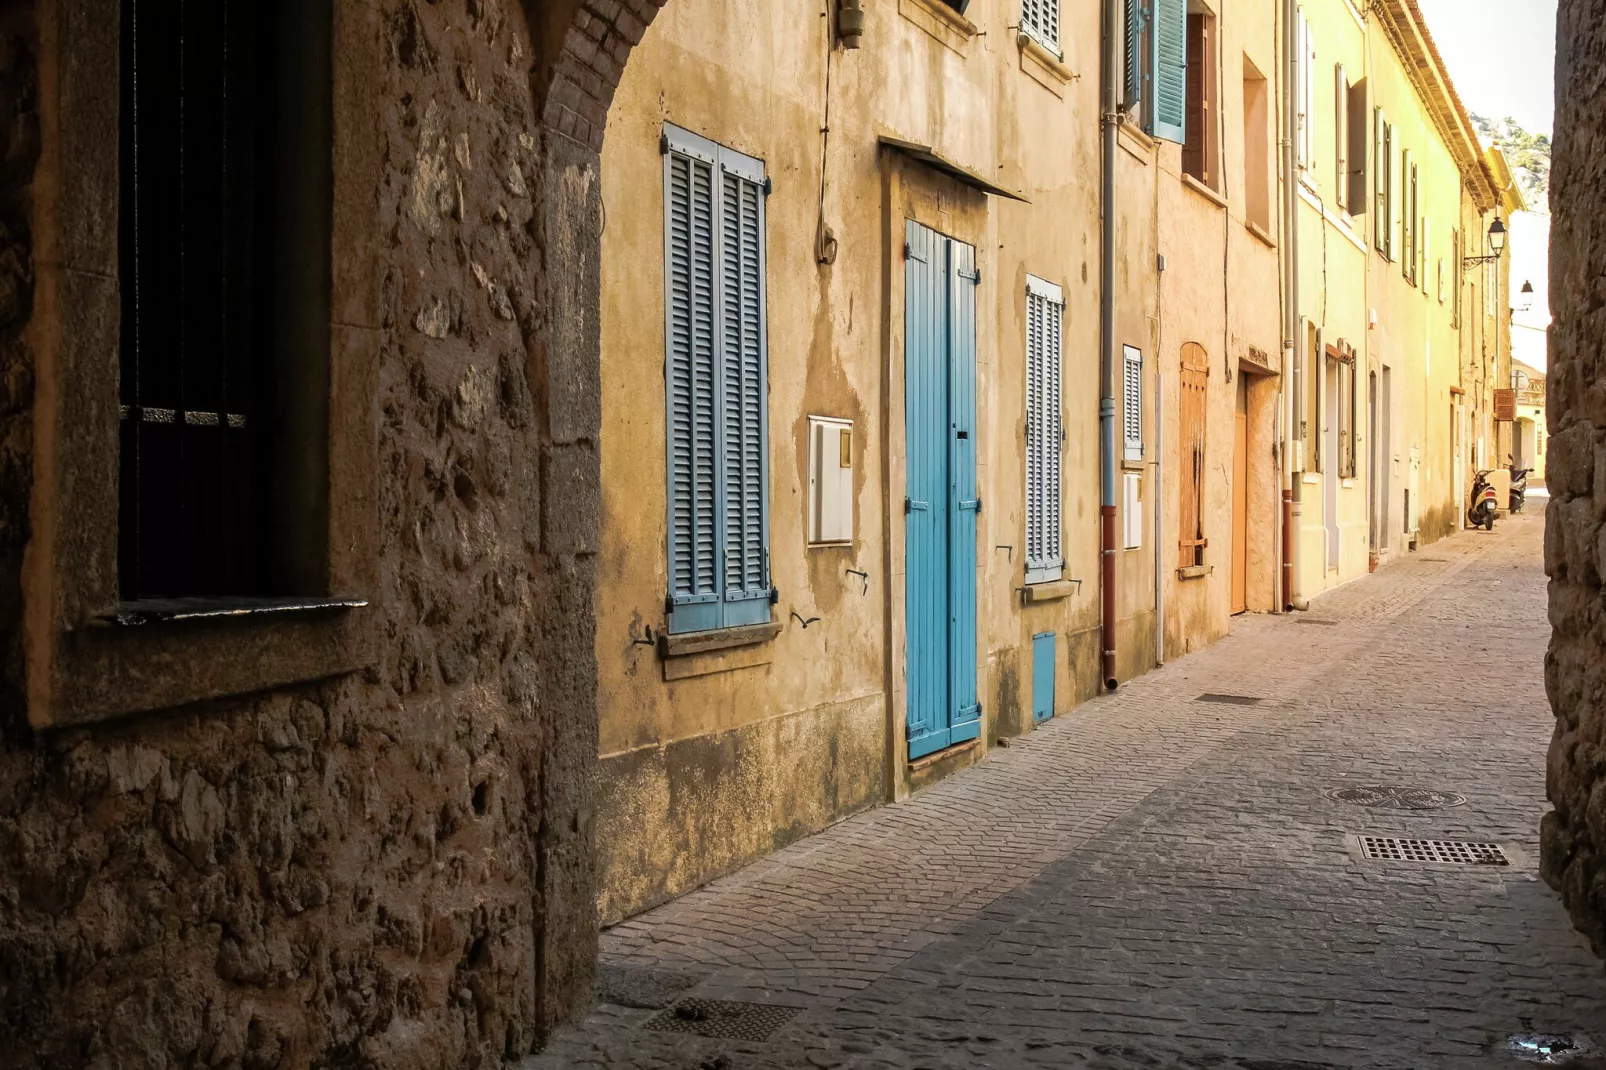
<box><xmin>1025</xmin><ymin>278</ymin><xmax>1063</xmax><ymax>584</ymax></box>
<box><xmin>1402</xmin><ymin>150</ymin><xmax>1414</xmax><ymax>279</ymax></box>
<box><xmin>665</xmin><ymin>143</ymin><xmax>720</xmax><ymax>630</ymax></box>
<box><xmin>1303</xmin><ymin>15</ymin><xmax>1316</xmax><ymax>171</ymax></box>
<box><xmin>1384</xmin><ymin>123</ymin><xmax>1395</xmax><ymax>260</ymax></box>
<box><xmin>1152</xmin><ymin>0</ymin><xmax>1187</xmax><ymax>144</ymax></box>
<box><xmin>1178</xmin><ymin>342</ymin><xmax>1209</xmax><ymax>568</ymax></box>
<box><xmin>1124</xmin><ymin>346</ymin><xmax>1144</xmax><ymax>462</ymax></box>
<box><xmin>719</xmin><ymin>162</ymin><xmax>771</xmax><ymax>623</ymax></box>
<box><xmin>1183</xmin><ymin>14</ymin><xmax>1206</xmax><ymax>181</ymax></box>
<box><xmin>1334</xmin><ymin>64</ymin><xmax>1349</xmax><ymax>210</ymax></box>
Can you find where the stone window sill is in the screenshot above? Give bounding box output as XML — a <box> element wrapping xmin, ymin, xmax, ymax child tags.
<box><xmin>1018</xmin><ymin>34</ymin><xmax>1076</xmax><ymax>97</ymax></box>
<box><xmin>1022</xmin><ymin>579</ymin><xmax>1082</xmax><ymax>604</ymax></box>
<box><xmin>1182</xmin><ymin>172</ymin><xmax>1228</xmax><ymax>210</ymax></box>
<box><xmin>658</xmin><ymin>620</ymin><xmax>782</xmax><ymax>659</ymax></box>
<box><xmin>899</xmin><ymin>0</ymin><xmax>978</xmax><ymax>54</ymax></box>
<box><xmin>1177</xmin><ymin>564</ymin><xmax>1213</xmax><ymax>581</ymax></box>
<box><xmin>1246</xmin><ymin>220</ymin><xmax>1276</xmax><ymax>248</ymax></box>
<box><xmin>1118</xmin><ymin>120</ymin><xmax>1155</xmax><ymax>164</ymax></box>
<box><xmin>39</xmin><ymin>602</ymin><xmax>374</xmax><ymax>728</ymax></box>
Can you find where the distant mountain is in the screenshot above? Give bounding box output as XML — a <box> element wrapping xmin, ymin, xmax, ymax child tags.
<box><xmin>1471</xmin><ymin>113</ymin><xmax>1551</xmax><ymax>213</ymax></box>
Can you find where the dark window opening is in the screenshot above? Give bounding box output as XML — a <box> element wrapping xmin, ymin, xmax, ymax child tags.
<box><xmin>118</xmin><ymin>0</ymin><xmax>330</xmax><ymax>602</ymax></box>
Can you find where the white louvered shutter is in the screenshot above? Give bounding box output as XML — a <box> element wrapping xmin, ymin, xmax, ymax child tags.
<box><xmin>1022</xmin><ymin>0</ymin><xmax>1060</xmax><ymax>53</ymax></box>
<box><xmin>665</xmin><ymin>145</ymin><xmax>720</xmax><ymax>625</ymax></box>
<box><xmin>1123</xmin><ymin>346</ymin><xmax>1144</xmax><ymax>462</ymax></box>
<box><xmin>1025</xmin><ymin>277</ymin><xmax>1063</xmax><ymax>584</ymax></box>
<box><xmin>720</xmin><ymin>163</ymin><xmax>770</xmax><ymax>616</ymax></box>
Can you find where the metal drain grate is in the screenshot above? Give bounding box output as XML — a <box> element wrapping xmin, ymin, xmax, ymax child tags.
<box><xmin>1195</xmin><ymin>693</ymin><xmax>1264</xmax><ymax>706</ymax></box>
<box><xmin>643</xmin><ymin>999</ymin><xmax>801</xmax><ymax>1042</ymax></box>
<box><xmin>1326</xmin><ymin>785</ymin><xmax>1467</xmax><ymax>810</ymax></box>
<box><xmin>1357</xmin><ymin>836</ymin><xmax>1509</xmax><ymax>866</ymax></box>
<box><xmin>1296</xmin><ymin>618</ymin><xmax>1340</xmax><ymax>627</ymax></box>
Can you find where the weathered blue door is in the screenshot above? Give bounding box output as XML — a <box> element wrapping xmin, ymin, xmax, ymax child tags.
<box><xmin>1032</xmin><ymin>632</ymin><xmax>1056</xmax><ymax>724</ymax></box>
<box><xmin>905</xmin><ymin>220</ymin><xmax>980</xmax><ymax>760</ymax></box>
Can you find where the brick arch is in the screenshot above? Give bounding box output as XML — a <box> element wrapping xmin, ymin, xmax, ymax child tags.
<box><xmin>536</xmin><ymin>0</ymin><xmax>666</xmax><ymax>151</ymax></box>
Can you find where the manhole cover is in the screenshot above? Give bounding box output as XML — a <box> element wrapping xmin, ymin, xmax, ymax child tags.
<box><xmin>1326</xmin><ymin>785</ymin><xmax>1467</xmax><ymax>810</ymax></box>
<box><xmin>1195</xmin><ymin>693</ymin><xmax>1264</xmax><ymax>706</ymax></box>
<box><xmin>1356</xmin><ymin>836</ymin><xmax>1509</xmax><ymax>866</ymax></box>
<box><xmin>1296</xmin><ymin>618</ymin><xmax>1340</xmax><ymax>626</ymax></box>
<box><xmin>1509</xmin><ymin>1032</ymin><xmax>1598</xmax><ymax>1064</ymax></box>
<box><xmin>643</xmin><ymin>999</ymin><xmax>801</xmax><ymax>1042</ymax></box>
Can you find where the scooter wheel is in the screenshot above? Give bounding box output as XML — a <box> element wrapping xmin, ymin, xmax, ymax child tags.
<box><xmin>1485</xmin><ymin>515</ymin><xmax>1495</xmax><ymax>531</ymax></box>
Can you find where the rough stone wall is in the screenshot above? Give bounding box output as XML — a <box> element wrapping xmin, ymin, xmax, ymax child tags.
<box><xmin>0</xmin><ymin>1</ymin><xmax>608</xmax><ymax>1066</ymax></box>
<box><xmin>1543</xmin><ymin>0</ymin><xmax>1606</xmax><ymax>960</ymax></box>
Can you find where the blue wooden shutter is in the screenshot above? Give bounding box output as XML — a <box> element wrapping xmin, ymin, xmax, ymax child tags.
<box><xmin>1124</xmin><ymin>345</ymin><xmax>1144</xmax><ymax>462</ymax></box>
<box><xmin>718</xmin><ymin>154</ymin><xmax>771</xmax><ymax>626</ymax></box>
<box><xmin>905</xmin><ymin>222</ymin><xmax>949</xmax><ymax>759</ymax></box>
<box><xmin>949</xmin><ymin>240</ymin><xmax>981</xmax><ymax>745</ymax></box>
<box><xmin>664</xmin><ymin>133</ymin><xmax>720</xmax><ymax>633</ymax></box>
<box><xmin>1151</xmin><ymin>0</ymin><xmax>1187</xmax><ymax>144</ymax></box>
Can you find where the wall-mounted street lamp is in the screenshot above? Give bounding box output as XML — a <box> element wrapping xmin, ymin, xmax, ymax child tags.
<box><xmin>1513</xmin><ymin>279</ymin><xmax>1535</xmax><ymax>314</ymax></box>
<box><xmin>1463</xmin><ymin>217</ymin><xmax>1507</xmax><ymax>269</ymax></box>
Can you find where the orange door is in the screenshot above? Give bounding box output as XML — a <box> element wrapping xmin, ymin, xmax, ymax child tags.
<box><xmin>1231</xmin><ymin>380</ymin><xmax>1249</xmax><ymax>615</ymax></box>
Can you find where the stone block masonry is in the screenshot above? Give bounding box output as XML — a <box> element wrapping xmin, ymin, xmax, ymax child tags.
<box><xmin>1544</xmin><ymin>0</ymin><xmax>1606</xmax><ymax>960</ymax></box>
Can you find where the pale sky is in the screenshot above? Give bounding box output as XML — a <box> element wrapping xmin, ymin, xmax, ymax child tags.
<box><xmin>1416</xmin><ymin>0</ymin><xmax>1556</xmax><ymax>136</ymax></box>
<box><xmin>1418</xmin><ymin>0</ymin><xmax>1555</xmax><ymax>367</ymax></box>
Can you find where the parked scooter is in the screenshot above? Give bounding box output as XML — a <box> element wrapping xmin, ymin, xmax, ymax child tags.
<box><xmin>1508</xmin><ymin>457</ymin><xmax>1533</xmax><ymax>515</ymax></box>
<box><xmin>1468</xmin><ymin>470</ymin><xmax>1499</xmax><ymax>530</ymax></box>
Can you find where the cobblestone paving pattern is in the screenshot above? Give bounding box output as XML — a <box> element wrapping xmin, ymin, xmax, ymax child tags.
<box><xmin>529</xmin><ymin>504</ymin><xmax>1606</xmax><ymax>1069</ymax></box>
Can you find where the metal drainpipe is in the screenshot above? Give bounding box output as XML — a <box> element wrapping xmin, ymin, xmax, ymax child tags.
<box><xmin>1100</xmin><ymin>0</ymin><xmax>1120</xmax><ymax>691</ymax></box>
<box><xmin>1154</xmin><ymin>372</ymin><xmax>1165</xmax><ymax>666</ymax></box>
<box><xmin>1281</xmin><ymin>0</ymin><xmax>1301</xmax><ymax>612</ymax></box>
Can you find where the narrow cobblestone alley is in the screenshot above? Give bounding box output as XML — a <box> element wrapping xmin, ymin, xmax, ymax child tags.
<box><xmin>530</xmin><ymin>505</ymin><xmax>1606</xmax><ymax>1070</ymax></box>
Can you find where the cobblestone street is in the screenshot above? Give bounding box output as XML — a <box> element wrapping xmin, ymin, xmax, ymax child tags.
<box><xmin>530</xmin><ymin>503</ymin><xmax>1606</xmax><ymax>1069</ymax></box>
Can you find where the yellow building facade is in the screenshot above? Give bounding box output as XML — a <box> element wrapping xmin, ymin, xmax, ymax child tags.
<box><xmin>1289</xmin><ymin>0</ymin><xmax>1498</xmax><ymax>601</ymax></box>
<box><xmin>590</xmin><ymin>0</ymin><xmax>1505</xmax><ymax>924</ymax></box>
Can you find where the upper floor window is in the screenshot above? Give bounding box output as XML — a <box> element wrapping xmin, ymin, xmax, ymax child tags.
<box><xmin>1025</xmin><ymin>276</ymin><xmax>1065</xmax><ymax>585</ymax></box>
<box><xmin>1021</xmin><ymin>0</ymin><xmax>1061</xmax><ymax>55</ymax></box>
<box><xmin>119</xmin><ymin>0</ymin><xmax>330</xmax><ymax>602</ymax></box>
<box><xmin>1295</xmin><ymin>9</ymin><xmax>1314</xmax><ymax>173</ymax></box>
<box><xmin>1243</xmin><ymin>57</ymin><xmax>1272</xmax><ymax>231</ymax></box>
<box><xmin>661</xmin><ymin>125</ymin><xmax>773</xmax><ymax>634</ymax></box>
<box><xmin>1182</xmin><ymin>5</ymin><xmax>1220</xmax><ymax>191</ymax></box>
<box><xmin>1341</xmin><ymin>71</ymin><xmax>1369</xmax><ymax>217</ymax></box>
<box><xmin>1123</xmin><ymin>345</ymin><xmax>1145</xmax><ymax>463</ymax></box>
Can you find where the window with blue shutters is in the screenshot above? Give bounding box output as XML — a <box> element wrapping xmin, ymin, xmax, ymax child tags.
<box><xmin>1025</xmin><ymin>276</ymin><xmax>1064</xmax><ymax>586</ymax></box>
<box><xmin>1126</xmin><ymin>0</ymin><xmax>1187</xmax><ymax>145</ymax></box>
<box><xmin>662</xmin><ymin>125</ymin><xmax>772</xmax><ymax>634</ymax></box>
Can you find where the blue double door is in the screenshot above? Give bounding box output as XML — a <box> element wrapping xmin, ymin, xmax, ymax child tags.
<box><xmin>904</xmin><ymin>221</ymin><xmax>980</xmax><ymax>760</ymax></box>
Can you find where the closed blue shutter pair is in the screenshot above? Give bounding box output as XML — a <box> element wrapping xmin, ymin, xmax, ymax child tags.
<box><xmin>1126</xmin><ymin>0</ymin><xmax>1187</xmax><ymax>145</ymax></box>
<box><xmin>664</xmin><ymin>125</ymin><xmax>771</xmax><ymax>634</ymax></box>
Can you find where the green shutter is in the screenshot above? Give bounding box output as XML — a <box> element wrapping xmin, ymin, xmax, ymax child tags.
<box><xmin>1374</xmin><ymin>108</ymin><xmax>1386</xmax><ymax>251</ymax></box>
<box><xmin>664</xmin><ymin>137</ymin><xmax>721</xmax><ymax>632</ymax></box>
<box><xmin>1152</xmin><ymin>0</ymin><xmax>1187</xmax><ymax>144</ymax></box>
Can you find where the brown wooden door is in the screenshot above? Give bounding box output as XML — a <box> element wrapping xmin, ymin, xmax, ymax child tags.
<box><xmin>1231</xmin><ymin>378</ymin><xmax>1249</xmax><ymax>615</ymax></box>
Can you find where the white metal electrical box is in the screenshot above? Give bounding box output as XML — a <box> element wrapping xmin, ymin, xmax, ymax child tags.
<box><xmin>1123</xmin><ymin>473</ymin><xmax>1144</xmax><ymax>550</ymax></box>
<box><xmin>809</xmin><ymin>416</ymin><xmax>854</xmax><ymax>544</ymax></box>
